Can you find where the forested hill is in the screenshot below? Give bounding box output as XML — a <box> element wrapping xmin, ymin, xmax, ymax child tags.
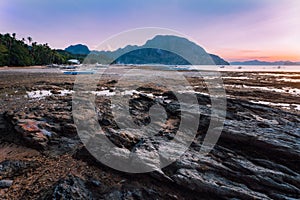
<box><xmin>0</xmin><ymin>33</ymin><xmax>229</xmax><ymax>66</ymax></box>
<box><xmin>0</xmin><ymin>33</ymin><xmax>85</xmax><ymax>66</ymax></box>
<box><xmin>67</xmin><ymin>35</ymin><xmax>229</xmax><ymax>65</ymax></box>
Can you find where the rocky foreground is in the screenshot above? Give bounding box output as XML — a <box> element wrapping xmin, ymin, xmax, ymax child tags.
<box><xmin>0</xmin><ymin>69</ymin><xmax>299</xmax><ymax>199</ymax></box>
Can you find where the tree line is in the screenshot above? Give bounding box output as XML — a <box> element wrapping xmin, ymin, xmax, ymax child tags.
<box><xmin>0</xmin><ymin>33</ymin><xmax>84</xmax><ymax>66</ymax></box>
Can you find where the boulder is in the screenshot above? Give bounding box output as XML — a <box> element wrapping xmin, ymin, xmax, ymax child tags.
<box><xmin>14</xmin><ymin>119</ymin><xmax>49</xmax><ymax>150</ymax></box>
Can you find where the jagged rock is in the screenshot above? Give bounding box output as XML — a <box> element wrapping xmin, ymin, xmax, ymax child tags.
<box><xmin>14</xmin><ymin>119</ymin><xmax>49</xmax><ymax>150</ymax></box>
<box><xmin>48</xmin><ymin>112</ymin><xmax>73</xmax><ymax>123</ymax></box>
<box><xmin>103</xmin><ymin>190</ymin><xmax>123</xmax><ymax>200</ymax></box>
<box><xmin>51</xmin><ymin>90</ymin><xmax>61</xmax><ymax>95</ymax></box>
<box><xmin>46</xmin><ymin>175</ymin><xmax>93</xmax><ymax>200</ymax></box>
<box><xmin>88</xmin><ymin>179</ymin><xmax>101</xmax><ymax>187</ymax></box>
<box><xmin>62</xmin><ymin>123</ymin><xmax>78</xmax><ymax>137</ymax></box>
<box><xmin>103</xmin><ymin>187</ymin><xmax>160</xmax><ymax>200</ymax></box>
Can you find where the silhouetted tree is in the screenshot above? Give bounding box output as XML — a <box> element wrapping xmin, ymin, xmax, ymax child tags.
<box><xmin>0</xmin><ymin>33</ymin><xmax>72</xmax><ymax>66</ymax></box>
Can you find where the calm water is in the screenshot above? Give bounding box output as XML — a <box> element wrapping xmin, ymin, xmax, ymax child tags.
<box><xmin>1</xmin><ymin>65</ymin><xmax>299</xmax><ymax>73</ymax></box>
<box><xmin>174</xmin><ymin>65</ymin><xmax>300</xmax><ymax>72</ymax></box>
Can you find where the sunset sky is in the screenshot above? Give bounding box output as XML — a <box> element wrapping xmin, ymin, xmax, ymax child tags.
<box><xmin>1</xmin><ymin>0</ymin><xmax>300</xmax><ymax>62</ymax></box>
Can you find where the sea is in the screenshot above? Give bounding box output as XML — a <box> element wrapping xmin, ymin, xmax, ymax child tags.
<box><xmin>165</xmin><ymin>65</ymin><xmax>300</xmax><ymax>72</ymax></box>
<box><xmin>0</xmin><ymin>65</ymin><xmax>299</xmax><ymax>73</ymax></box>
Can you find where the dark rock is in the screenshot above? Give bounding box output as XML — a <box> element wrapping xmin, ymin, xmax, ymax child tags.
<box><xmin>46</xmin><ymin>137</ymin><xmax>81</xmax><ymax>156</ymax></box>
<box><xmin>0</xmin><ymin>180</ymin><xmax>13</xmax><ymax>188</ymax></box>
<box><xmin>90</xmin><ymin>179</ymin><xmax>101</xmax><ymax>187</ymax></box>
<box><xmin>0</xmin><ymin>160</ymin><xmax>39</xmax><ymax>179</ymax></box>
<box><xmin>46</xmin><ymin>175</ymin><xmax>93</xmax><ymax>200</ymax></box>
<box><xmin>14</xmin><ymin>119</ymin><xmax>48</xmax><ymax>150</ymax></box>
<box><xmin>107</xmin><ymin>80</ymin><xmax>117</xmax><ymax>84</ymax></box>
<box><xmin>51</xmin><ymin>90</ymin><xmax>61</xmax><ymax>95</ymax></box>
<box><xmin>103</xmin><ymin>190</ymin><xmax>122</xmax><ymax>200</ymax></box>
<box><xmin>257</xmin><ymin>122</ymin><xmax>270</xmax><ymax>128</ymax></box>
<box><xmin>62</xmin><ymin>123</ymin><xmax>78</xmax><ymax>137</ymax></box>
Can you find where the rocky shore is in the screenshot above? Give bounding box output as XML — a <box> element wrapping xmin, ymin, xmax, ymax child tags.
<box><xmin>0</xmin><ymin>68</ymin><xmax>299</xmax><ymax>199</ymax></box>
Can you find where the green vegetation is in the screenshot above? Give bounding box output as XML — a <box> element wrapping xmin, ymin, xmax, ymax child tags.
<box><xmin>0</xmin><ymin>33</ymin><xmax>85</xmax><ymax>67</ymax></box>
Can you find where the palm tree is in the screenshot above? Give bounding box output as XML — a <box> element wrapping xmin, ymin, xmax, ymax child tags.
<box><xmin>12</xmin><ymin>33</ymin><xmax>16</xmax><ymax>39</ymax></box>
<box><xmin>27</xmin><ymin>36</ymin><xmax>32</xmax><ymax>45</ymax></box>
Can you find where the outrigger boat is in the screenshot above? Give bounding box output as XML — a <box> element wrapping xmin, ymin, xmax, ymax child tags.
<box><xmin>63</xmin><ymin>70</ymin><xmax>95</xmax><ymax>75</ymax></box>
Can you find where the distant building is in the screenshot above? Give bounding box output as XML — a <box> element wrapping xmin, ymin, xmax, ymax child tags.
<box><xmin>67</xmin><ymin>59</ymin><xmax>80</xmax><ymax>64</ymax></box>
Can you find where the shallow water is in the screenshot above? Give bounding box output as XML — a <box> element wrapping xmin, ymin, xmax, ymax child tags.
<box><xmin>258</xmin><ymin>73</ymin><xmax>300</xmax><ymax>77</ymax></box>
<box><xmin>222</xmin><ymin>77</ymin><xmax>251</xmax><ymax>80</ymax></box>
<box><xmin>225</xmin><ymin>84</ymin><xmax>300</xmax><ymax>96</ymax></box>
<box><xmin>250</xmin><ymin>100</ymin><xmax>300</xmax><ymax>111</ymax></box>
<box><xmin>26</xmin><ymin>90</ymin><xmax>74</xmax><ymax>99</ymax></box>
<box><xmin>276</xmin><ymin>78</ymin><xmax>300</xmax><ymax>83</ymax></box>
<box><xmin>26</xmin><ymin>89</ymin><xmax>144</xmax><ymax>99</ymax></box>
<box><xmin>146</xmin><ymin>65</ymin><xmax>300</xmax><ymax>72</ymax></box>
<box><xmin>192</xmin><ymin>65</ymin><xmax>300</xmax><ymax>72</ymax></box>
<box><xmin>26</xmin><ymin>90</ymin><xmax>52</xmax><ymax>98</ymax></box>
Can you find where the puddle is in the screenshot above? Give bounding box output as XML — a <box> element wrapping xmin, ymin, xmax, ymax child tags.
<box><xmin>178</xmin><ymin>90</ymin><xmax>209</xmax><ymax>96</ymax></box>
<box><xmin>226</xmin><ymin>85</ymin><xmax>300</xmax><ymax>96</ymax></box>
<box><xmin>26</xmin><ymin>90</ymin><xmax>73</xmax><ymax>99</ymax></box>
<box><xmin>26</xmin><ymin>89</ymin><xmax>151</xmax><ymax>99</ymax></box>
<box><xmin>222</xmin><ymin>77</ymin><xmax>251</xmax><ymax>80</ymax></box>
<box><xmin>276</xmin><ymin>78</ymin><xmax>300</xmax><ymax>83</ymax></box>
<box><xmin>92</xmin><ymin>90</ymin><xmax>116</xmax><ymax>96</ymax></box>
<box><xmin>26</xmin><ymin>90</ymin><xmax>53</xmax><ymax>99</ymax></box>
<box><xmin>92</xmin><ymin>89</ymin><xmax>141</xmax><ymax>96</ymax></box>
<box><xmin>59</xmin><ymin>90</ymin><xmax>74</xmax><ymax>96</ymax></box>
<box><xmin>250</xmin><ymin>100</ymin><xmax>300</xmax><ymax>111</ymax></box>
<box><xmin>258</xmin><ymin>73</ymin><xmax>300</xmax><ymax>77</ymax></box>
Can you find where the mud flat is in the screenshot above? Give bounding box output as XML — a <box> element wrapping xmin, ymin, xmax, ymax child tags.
<box><xmin>0</xmin><ymin>67</ymin><xmax>299</xmax><ymax>199</ymax></box>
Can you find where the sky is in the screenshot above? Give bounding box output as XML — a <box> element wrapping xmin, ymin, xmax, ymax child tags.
<box><xmin>1</xmin><ymin>0</ymin><xmax>300</xmax><ymax>62</ymax></box>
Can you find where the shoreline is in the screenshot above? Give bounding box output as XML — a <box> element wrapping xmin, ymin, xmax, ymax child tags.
<box><xmin>1</xmin><ymin>64</ymin><xmax>300</xmax><ymax>73</ymax></box>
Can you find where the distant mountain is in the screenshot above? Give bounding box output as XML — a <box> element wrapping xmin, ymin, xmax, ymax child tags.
<box><xmin>83</xmin><ymin>35</ymin><xmax>229</xmax><ymax>65</ymax></box>
<box><xmin>231</xmin><ymin>60</ymin><xmax>300</xmax><ymax>65</ymax></box>
<box><xmin>209</xmin><ymin>54</ymin><xmax>229</xmax><ymax>65</ymax></box>
<box><xmin>65</xmin><ymin>44</ymin><xmax>90</xmax><ymax>55</ymax></box>
<box><xmin>113</xmin><ymin>48</ymin><xmax>191</xmax><ymax>65</ymax></box>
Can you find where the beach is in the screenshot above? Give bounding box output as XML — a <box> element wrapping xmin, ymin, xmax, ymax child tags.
<box><xmin>0</xmin><ymin>66</ymin><xmax>299</xmax><ymax>199</ymax></box>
